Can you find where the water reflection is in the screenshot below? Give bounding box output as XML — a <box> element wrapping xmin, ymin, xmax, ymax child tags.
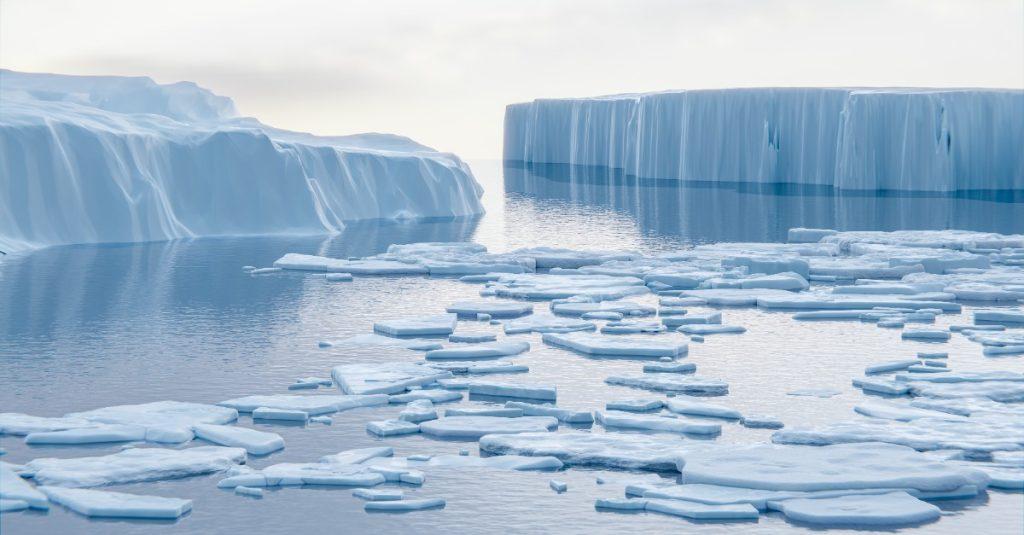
<box><xmin>503</xmin><ymin>161</ymin><xmax>1024</xmax><ymax>243</ymax></box>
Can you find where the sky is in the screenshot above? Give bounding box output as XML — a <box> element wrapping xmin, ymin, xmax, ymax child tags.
<box><xmin>2</xmin><ymin>0</ymin><xmax>1022</xmax><ymax>158</ymax></box>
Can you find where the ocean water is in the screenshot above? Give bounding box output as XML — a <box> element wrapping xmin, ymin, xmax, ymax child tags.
<box><xmin>1</xmin><ymin>160</ymin><xmax>1022</xmax><ymax>534</ymax></box>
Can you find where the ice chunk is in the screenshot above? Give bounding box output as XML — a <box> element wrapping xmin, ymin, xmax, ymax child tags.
<box><xmin>0</xmin><ymin>499</ymin><xmax>29</xmax><ymax>512</ymax></box>
<box><xmin>902</xmin><ymin>329</ymin><xmax>951</xmax><ymax>341</ymax></box>
<box><xmin>364</xmin><ymin>498</ymin><xmax>445</xmax><ymax>512</ymax></box>
<box><xmin>1</xmin><ymin>464</ymin><xmax>48</xmax><ymax>509</ymax></box>
<box><xmin>444</xmin><ymin>407</ymin><xmax>524</xmax><ymax>417</ymax></box>
<box><xmin>600</xmin><ymin>320</ymin><xmax>667</xmax><ymax>334</ymax></box>
<box><xmin>503</xmin><ymin>315</ymin><xmax>596</xmax><ymax>335</ymax></box>
<box><xmin>543</xmin><ymin>332</ymin><xmax>687</xmax><ymax>358</ymax></box>
<box><xmin>865</xmin><ymin>359</ymin><xmax>919</xmax><ymax>374</ymax></box>
<box><xmin>852</xmin><ymin>377</ymin><xmax>911</xmax><ymax>396</ymax></box>
<box><xmin>550</xmin><ymin>300</ymin><xmax>655</xmax><ymax>317</ymax></box>
<box><xmin>252</xmin><ymin>408</ymin><xmax>308</xmax><ymax>422</ymax></box>
<box><xmin>448</xmin><ymin>332</ymin><xmax>498</xmax><ymax>343</ymax></box>
<box><xmin>332</xmin><ymin>363</ymin><xmax>452</xmax><ymax>395</ymax></box>
<box><xmin>772</xmin><ymin>416</ymin><xmax>1023</xmax><ymax>453</ymax></box>
<box><xmin>491</xmin><ymin>273</ymin><xmax>648</xmax><ymax>301</ymax></box>
<box><xmin>399</xmin><ymin>400</ymin><xmax>438</xmax><ymax>423</ymax></box>
<box><xmin>776</xmin><ymin>491</ymin><xmax>940</xmax><ymax>526</ymax></box>
<box><xmin>660</xmin><ymin>312</ymin><xmax>722</xmax><ymax>328</ymax></box>
<box><xmin>248</xmin><ymin>267</ymin><xmax>282</xmax><ymax>275</ymax></box>
<box><xmin>446</xmin><ymin>300</ymin><xmax>533</xmax><ymax>318</ymax></box>
<box><xmin>606</xmin><ymin>399</ymin><xmax>664</xmax><ymax>412</ymax></box>
<box><xmin>974</xmin><ymin>309</ymin><xmax>1024</xmax><ymax>323</ymax></box>
<box><xmin>597</xmin><ymin>411</ymin><xmax>720</xmax><ymax>435</ymax></box>
<box><xmin>389</xmin><ymin>390</ymin><xmax>463</xmax><ymax>404</ymax></box>
<box><xmin>480</xmin><ymin>432</ymin><xmax>685</xmax><ymax>471</ymax></box>
<box><xmin>220</xmin><ymin>394</ymin><xmax>388</xmax><ymax>415</ymax></box>
<box><xmin>642</xmin><ymin>362</ymin><xmax>696</xmax><ymax>374</ymax></box>
<box><xmin>366</xmin><ymin>419</ymin><xmax>420</xmax><ymax>437</ymax></box>
<box><xmin>353</xmin><ymin>488</ymin><xmax>404</xmax><ymax>501</ymax></box>
<box><xmin>740</xmin><ymin>416</ymin><xmax>784</xmax><ymax>429</ymax></box>
<box><xmin>549</xmin><ymin>480</ymin><xmax>567</xmax><ymax>492</ymax></box>
<box><xmin>645</xmin><ymin>498</ymin><xmax>760</xmax><ymax>521</ymax></box>
<box><xmin>682</xmin><ymin>442</ymin><xmax>984</xmax><ymax>492</ymax></box>
<box><xmin>39</xmin><ymin>487</ymin><xmax>192</xmax><ymax>519</ymax></box>
<box><xmin>665</xmin><ymin>397</ymin><xmax>742</xmax><ymax>419</ymax></box>
<box><xmin>787</xmin><ymin>389</ymin><xmax>841</xmax><ymax>398</ymax></box>
<box><xmin>274</xmin><ymin>254</ymin><xmax>428</xmax><ymax>275</ymax></box>
<box><xmin>424</xmin><ymin>341</ymin><xmax>530</xmax><ymax>360</ymax></box>
<box><xmin>511</xmin><ymin>247</ymin><xmax>639</xmax><ymax>269</ymax></box>
<box><xmin>583</xmin><ymin>311</ymin><xmax>624</xmax><ymax>320</ymax></box>
<box><xmin>26</xmin><ymin>424</ymin><xmax>147</xmax><ymax>445</ymax></box>
<box><xmin>606</xmin><ymin>375</ymin><xmax>728</xmax><ymax>396</ymax></box>
<box><xmin>234</xmin><ymin>486</ymin><xmax>264</xmax><ymax>498</ymax></box>
<box><xmin>27</xmin><ymin>446</ymin><xmax>246</xmax><ymax>487</ymax></box>
<box><xmin>504</xmin><ymin>401</ymin><xmax>594</xmax><ymax>424</ymax></box>
<box><xmin>0</xmin><ymin>413</ymin><xmax>92</xmax><ymax>436</ymax></box>
<box><xmin>192</xmin><ymin>424</ymin><xmax>284</xmax><ymax>455</ymax></box>
<box><xmin>325</xmin><ymin>273</ymin><xmax>353</xmax><ymax>282</ymax></box>
<box><xmin>677</xmin><ymin>324</ymin><xmax>746</xmax><ymax>335</ymax></box>
<box><xmin>419</xmin><ymin>416</ymin><xmax>558</xmax><ymax>439</ymax></box>
<box><xmin>468</xmin><ymin>382</ymin><xmax>557</xmax><ymax>401</ymax></box>
<box><xmin>373</xmin><ymin>313</ymin><xmax>457</xmax><ymax>336</ymax></box>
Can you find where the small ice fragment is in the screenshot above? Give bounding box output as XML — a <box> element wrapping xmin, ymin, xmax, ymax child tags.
<box><xmin>249</xmin><ymin>267</ymin><xmax>282</xmax><ymax>275</ymax></box>
<box><xmin>446</xmin><ymin>300</ymin><xmax>533</xmax><ymax>318</ymax></box>
<box><xmin>902</xmin><ymin>329</ymin><xmax>950</xmax><ymax>341</ymax></box>
<box><xmin>444</xmin><ymin>407</ymin><xmax>524</xmax><ymax>417</ymax></box>
<box><xmin>468</xmin><ymin>382</ymin><xmax>556</xmax><ymax>401</ymax></box>
<box><xmin>234</xmin><ymin>486</ymin><xmax>263</xmax><ymax>498</ymax></box>
<box><xmin>787</xmin><ymin>389</ymin><xmax>841</xmax><ymax>398</ymax></box>
<box><xmin>425</xmin><ymin>341</ymin><xmax>530</xmax><ymax>360</ymax></box>
<box><xmin>241</xmin><ymin>265</ymin><xmax>256</xmax><ymax>272</ymax></box>
<box><xmin>645</xmin><ymin>498</ymin><xmax>760</xmax><ymax>521</ymax></box>
<box><xmin>310</xmin><ymin>416</ymin><xmax>333</xmax><ymax>425</ymax></box>
<box><xmin>643</xmin><ymin>362</ymin><xmax>697</xmax><ymax>374</ymax></box>
<box><xmin>449</xmin><ymin>333</ymin><xmax>498</xmax><ymax>343</ymax></box>
<box><xmin>364</xmin><ymin>498</ymin><xmax>445</xmax><ymax>512</ymax></box>
<box><xmin>325</xmin><ymin>273</ymin><xmax>353</xmax><ymax>282</ymax></box>
<box><xmin>459</xmin><ymin>449</ymin><xmax>469</xmax><ymax>456</ymax></box>
<box><xmin>677</xmin><ymin>324</ymin><xmax>746</xmax><ymax>335</ymax></box>
<box><xmin>974</xmin><ymin>309</ymin><xmax>1024</xmax><ymax>324</ymax></box>
<box><xmin>373</xmin><ymin>314</ymin><xmax>457</xmax><ymax>336</ymax></box>
<box><xmin>353</xmin><ymin>488</ymin><xmax>404</xmax><ymax>501</ymax></box>
<box><xmin>407</xmin><ymin>454</ymin><xmax>432</xmax><ymax>461</ymax></box>
<box><xmin>252</xmin><ymin>407</ymin><xmax>308</xmax><ymax>422</ymax></box>
<box><xmin>606</xmin><ymin>399</ymin><xmax>663</xmax><ymax>412</ymax></box>
<box><xmin>595</xmin><ymin>498</ymin><xmax>647</xmax><ymax>510</ymax></box>
<box><xmin>865</xmin><ymin>359</ymin><xmax>919</xmax><ymax>374</ymax></box>
<box><xmin>740</xmin><ymin>416</ymin><xmax>784</xmax><ymax>429</ymax></box>
<box><xmin>549</xmin><ymin>480</ymin><xmax>568</xmax><ymax>493</ymax></box>
<box><xmin>0</xmin><ymin>499</ymin><xmax>29</xmax><ymax>512</ymax></box>
<box><xmin>690</xmin><ymin>335</ymin><xmax>704</xmax><ymax>342</ymax></box>
<box><xmin>366</xmin><ymin>420</ymin><xmax>420</xmax><ymax>437</ymax></box>
<box><xmin>596</xmin><ymin>477</ymin><xmax>606</xmax><ymax>485</ymax></box>
<box><xmin>918</xmin><ymin>352</ymin><xmax>948</xmax><ymax>359</ymax></box>
<box><xmin>419</xmin><ymin>416</ymin><xmax>558</xmax><ymax>440</ymax></box>
<box><xmin>39</xmin><ymin>487</ymin><xmax>192</xmax><ymax>519</ymax></box>
<box><xmin>906</xmin><ymin>365</ymin><xmax>949</xmax><ymax>374</ymax></box>
<box><xmin>665</xmin><ymin>397</ymin><xmax>741</xmax><ymax>419</ymax></box>
<box><xmin>399</xmin><ymin>400</ymin><xmax>438</xmax><ymax>423</ymax></box>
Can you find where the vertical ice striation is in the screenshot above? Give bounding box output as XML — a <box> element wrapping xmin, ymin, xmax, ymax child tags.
<box><xmin>504</xmin><ymin>88</ymin><xmax>1024</xmax><ymax>192</ymax></box>
<box><xmin>0</xmin><ymin>70</ymin><xmax>483</xmax><ymax>253</ymax></box>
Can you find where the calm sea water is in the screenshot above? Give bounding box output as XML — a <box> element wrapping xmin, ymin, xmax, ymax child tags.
<box><xmin>1</xmin><ymin>160</ymin><xmax>1022</xmax><ymax>534</ymax></box>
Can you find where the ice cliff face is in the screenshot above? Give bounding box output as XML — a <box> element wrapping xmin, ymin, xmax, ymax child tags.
<box><xmin>504</xmin><ymin>88</ymin><xmax>1024</xmax><ymax>192</ymax></box>
<box><xmin>0</xmin><ymin>70</ymin><xmax>483</xmax><ymax>253</ymax></box>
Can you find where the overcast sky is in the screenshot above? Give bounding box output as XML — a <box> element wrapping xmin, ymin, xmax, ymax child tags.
<box><xmin>2</xmin><ymin>0</ymin><xmax>1022</xmax><ymax>158</ymax></box>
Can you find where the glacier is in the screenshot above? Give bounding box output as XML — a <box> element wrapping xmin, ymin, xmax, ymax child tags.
<box><xmin>0</xmin><ymin>70</ymin><xmax>484</xmax><ymax>253</ymax></box>
<box><xmin>504</xmin><ymin>88</ymin><xmax>1024</xmax><ymax>192</ymax></box>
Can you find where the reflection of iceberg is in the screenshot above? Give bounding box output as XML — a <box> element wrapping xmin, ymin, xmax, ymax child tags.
<box><xmin>505</xmin><ymin>88</ymin><xmax>1024</xmax><ymax>192</ymax></box>
<box><xmin>0</xmin><ymin>70</ymin><xmax>484</xmax><ymax>253</ymax></box>
<box><xmin>504</xmin><ymin>162</ymin><xmax>1024</xmax><ymax>243</ymax></box>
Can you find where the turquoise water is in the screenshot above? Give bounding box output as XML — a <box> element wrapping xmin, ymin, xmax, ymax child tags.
<box><xmin>1</xmin><ymin>161</ymin><xmax>1022</xmax><ymax>534</ymax></box>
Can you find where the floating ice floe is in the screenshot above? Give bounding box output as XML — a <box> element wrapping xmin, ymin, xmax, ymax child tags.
<box><xmin>489</xmin><ymin>273</ymin><xmax>649</xmax><ymax>301</ymax></box>
<box><xmin>741</xmin><ymin>416</ymin><xmax>784</xmax><ymax>429</ymax></box>
<box><xmin>253</xmin><ymin>408</ymin><xmax>308</xmax><ymax>422</ymax></box>
<box><xmin>660</xmin><ymin>312</ymin><xmax>722</xmax><ymax>329</ymax></box>
<box><xmin>645</xmin><ymin>498</ymin><xmax>760</xmax><ymax>521</ymax></box>
<box><xmin>446</xmin><ymin>300</ymin><xmax>533</xmax><ymax>318</ymax></box>
<box><xmin>504</xmin><ymin>402</ymin><xmax>594</xmax><ymax>424</ymax></box>
<box><xmin>353</xmin><ymin>488</ymin><xmax>404</xmax><ymax>501</ymax></box>
<box><xmin>289</xmin><ymin>376</ymin><xmax>332</xmax><ymax>390</ymax></box>
<box><xmin>680</xmin><ymin>442</ymin><xmax>987</xmax><ymax>492</ymax></box>
<box><xmin>39</xmin><ymin>487</ymin><xmax>192</xmax><ymax>519</ymax></box>
<box><xmin>368</xmin><ymin>453</ymin><xmax>564</xmax><ymax>472</ymax></box>
<box><xmin>600</xmin><ymin>320</ymin><xmax>667</xmax><ymax>334</ymax></box>
<box><xmin>596</xmin><ymin>411</ymin><xmax>720</xmax><ymax>435</ymax></box>
<box><xmin>787</xmin><ymin>389</ymin><xmax>841</xmax><ymax>398</ymax></box>
<box><xmin>220</xmin><ymin>394</ymin><xmax>389</xmax><ymax>415</ymax></box>
<box><xmin>901</xmin><ymin>329</ymin><xmax>951</xmax><ymax>341</ymax></box>
<box><xmin>606</xmin><ymin>375</ymin><xmax>728</xmax><ymax>396</ymax></box>
<box><xmin>865</xmin><ymin>359</ymin><xmax>920</xmax><ymax>374</ymax></box>
<box><xmin>510</xmin><ymin>247</ymin><xmax>639</xmax><ymax>269</ymax></box>
<box><xmin>234</xmin><ymin>486</ymin><xmax>263</xmax><ymax>498</ymax></box>
<box><xmin>775</xmin><ymin>491</ymin><xmax>940</xmax><ymax>526</ymax></box>
<box><xmin>427</xmin><ymin>362</ymin><xmax>528</xmax><ymax>376</ymax></box>
<box><xmin>974</xmin><ymin>309</ymin><xmax>1024</xmax><ymax>324</ymax></box>
<box><xmin>543</xmin><ymin>332</ymin><xmax>687</xmax><ymax>358</ymax></box>
<box><xmin>480</xmin><ymin>432</ymin><xmax>685</xmax><ymax>471</ymax></box>
<box><xmin>419</xmin><ymin>416</ymin><xmax>558</xmax><ymax>439</ymax></box>
<box><xmin>1</xmin><ymin>463</ymin><xmax>48</xmax><ymax>509</ymax></box>
<box><xmin>550</xmin><ymin>299</ymin><xmax>655</xmax><ymax>317</ymax></box>
<box><xmin>332</xmin><ymin>362</ymin><xmax>452</xmax><ymax>395</ymax></box>
<box><xmin>0</xmin><ymin>413</ymin><xmax>92</xmax><ymax>436</ymax></box>
<box><xmin>319</xmin><ymin>333</ymin><xmax>443</xmax><ymax>351</ymax></box>
<box><xmin>444</xmin><ymin>407</ymin><xmax>524</xmax><ymax>417</ymax></box>
<box><xmin>773</xmin><ymin>415</ymin><xmax>1024</xmax><ymax>453</ymax></box>
<box><xmin>399</xmin><ymin>400</ymin><xmax>438</xmax><ymax>423</ymax></box>
<box><xmin>193</xmin><ymin>424</ymin><xmax>285</xmax><ymax>455</ymax></box>
<box><xmin>325</xmin><ymin>273</ymin><xmax>353</xmax><ymax>282</ymax></box>
<box><xmin>26</xmin><ymin>446</ymin><xmax>246</xmax><ymax>487</ymax></box>
<box><xmin>373</xmin><ymin>313</ymin><xmax>457</xmax><ymax>337</ymax></box>
<box><xmin>665</xmin><ymin>397</ymin><xmax>742</xmax><ymax>419</ymax></box>
<box><xmin>606</xmin><ymin>399</ymin><xmax>664</xmax><ymax>412</ymax></box>
<box><xmin>389</xmin><ymin>390</ymin><xmax>463</xmax><ymax>404</ymax></box>
<box><xmin>274</xmin><ymin>254</ymin><xmax>428</xmax><ymax>275</ymax></box>
<box><xmin>642</xmin><ymin>362</ymin><xmax>696</xmax><ymax>374</ymax></box>
<box><xmin>366</xmin><ymin>420</ymin><xmax>420</xmax><ymax>437</ymax></box>
<box><xmin>467</xmin><ymin>381</ymin><xmax>557</xmax><ymax>401</ymax></box>
<box><xmin>677</xmin><ymin>324</ymin><xmax>746</xmax><ymax>335</ymax></box>
<box><xmin>448</xmin><ymin>332</ymin><xmax>498</xmax><ymax>343</ymax></box>
<box><xmin>25</xmin><ymin>424</ymin><xmax>151</xmax><ymax>446</ymax></box>
<box><xmin>217</xmin><ymin>447</ymin><xmax>400</xmax><ymax>489</ymax></box>
<box><xmin>364</xmin><ymin>498</ymin><xmax>445</xmax><ymax>512</ymax></box>
<box><xmin>424</xmin><ymin>341</ymin><xmax>530</xmax><ymax>360</ymax></box>
<box><xmin>503</xmin><ymin>315</ymin><xmax>596</xmax><ymax>335</ymax></box>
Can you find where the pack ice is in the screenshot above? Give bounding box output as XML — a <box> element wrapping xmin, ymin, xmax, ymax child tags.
<box><xmin>505</xmin><ymin>88</ymin><xmax>1023</xmax><ymax>191</ymax></box>
<box><xmin>0</xmin><ymin>70</ymin><xmax>483</xmax><ymax>254</ymax></box>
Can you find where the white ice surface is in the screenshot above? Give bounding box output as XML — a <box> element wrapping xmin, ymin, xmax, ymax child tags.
<box><xmin>418</xmin><ymin>416</ymin><xmax>558</xmax><ymax>439</ymax></box>
<box><xmin>26</xmin><ymin>446</ymin><xmax>246</xmax><ymax>487</ymax></box>
<box><xmin>40</xmin><ymin>486</ymin><xmax>192</xmax><ymax>519</ymax></box>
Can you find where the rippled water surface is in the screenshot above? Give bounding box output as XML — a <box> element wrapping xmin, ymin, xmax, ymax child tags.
<box><xmin>2</xmin><ymin>161</ymin><xmax>1022</xmax><ymax>534</ymax></box>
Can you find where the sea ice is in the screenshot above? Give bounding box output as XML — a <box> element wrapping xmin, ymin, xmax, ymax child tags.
<box><xmin>902</xmin><ymin>329</ymin><xmax>951</xmax><ymax>341</ymax></box>
<box><xmin>373</xmin><ymin>314</ymin><xmax>457</xmax><ymax>336</ymax></box>
<box><xmin>389</xmin><ymin>390</ymin><xmax>463</xmax><ymax>404</ymax></box>
<box><xmin>543</xmin><ymin>332</ymin><xmax>688</xmax><ymax>358</ymax></box>
<box><xmin>644</xmin><ymin>498</ymin><xmax>760</xmax><ymax>521</ymax></box>
<box><xmin>504</xmin><ymin>402</ymin><xmax>594</xmax><ymax>424</ymax></box>
<box><xmin>481</xmin><ymin>432</ymin><xmax>685</xmax><ymax>471</ymax></box>
<box><xmin>364</xmin><ymin>498</ymin><xmax>445</xmax><ymax>511</ymax></box>
<box><xmin>234</xmin><ymin>486</ymin><xmax>264</xmax><ymax>498</ymax></box>
<box><xmin>40</xmin><ymin>487</ymin><xmax>192</xmax><ymax>519</ymax></box>
<box><xmin>676</xmin><ymin>324</ymin><xmax>746</xmax><ymax>335</ymax></box>
<box><xmin>467</xmin><ymin>382</ymin><xmax>557</xmax><ymax>401</ymax></box>
<box><xmin>332</xmin><ymin>363</ymin><xmax>452</xmax><ymax>395</ymax></box>
<box><xmin>503</xmin><ymin>315</ymin><xmax>596</xmax><ymax>334</ymax></box>
<box><xmin>399</xmin><ymin>400</ymin><xmax>438</xmax><ymax>423</ymax></box>
<box><xmin>741</xmin><ymin>416</ymin><xmax>784</xmax><ymax>429</ymax></box>
<box><xmin>865</xmin><ymin>359</ymin><xmax>919</xmax><ymax>374</ymax></box>
<box><xmin>642</xmin><ymin>362</ymin><xmax>697</xmax><ymax>374</ymax></box>
<box><xmin>26</xmin><ymin>446</ymin><xmax>246</xmax><ymax>487</ymax></box>
<box><xmin>661</xmin><ymin>312</ymin><xmax>722</xmax><ymax>328</ymax></box>
<box><xmin>446</xmin><ymin>301</ymin><xmax>533</xmax><ymax>318</ymax></box>
<box><xmin>606</xmin><ymin>399</ymin><xmax>664</xmax><ymax>412</ymax></box>
<box><xmin>550</xmin><ymin>299</ymin><xmax>655</xmax><ymax>317</ymax></box>
<box><xmin>252</xmin><ymin>408</ymin><xmax>308</xmax><ymax>422</ymax></box>
<box><xmin>1</xmin><ymin>464</ymin><xmax>48</xmax><ymax>509</ymax></box>
<box><xmin>606</xmin><ymin>375</ymin><xmax>728</xmax><ymax>396</ymax></box>
<box><xmin>665</xmin><ymin>397</ymin><xmax>742</xmax><ymax>419</ymax></box>
<box><xmin>444</xmin><ymin>407</ymin><xmax>524</xmax><ymax>417</ymax></box>
<box><xmin>424</xmin><ymin>341</ymin><xmax>530</xmax><ymax>360</ymax></box>
<box><xmin>448</xmin><ymin>333</ymin><xmax>498</xmax><ymax>343</ymax></box>
<box><xmin>787</xmin><ymin>389</ymin><xmax>841</xmax><ymax>398</ymax></box>
<box><xmin>549</xmin><ymin>480</ymin><xmax>567</xmax><ymax>492</ymax></box>
<box><xmin>220</xmin><ymin>394</ymin><xmax>389</xmax><ymax>415</ymax></box>
<box><xmin>775</xmin><ymin>491</ymin><xmax>940</xmax><ymax>526</ymax></box>
<box><xmin>974</xmin><ymin>309</ymin><xmax>1024</xmax><ymax>323</ymax></box>
<box><xmin>192</xmin><ymin>424</ymin><xmax>285</xmax><ymax>455</ymax></box>
<box><xmin>274</xmin><ymin>254</ymin><xmax>428</xmax><ymax>275</ymax></box>
<box><xmin>366</xmin><ymin>420</ymin><xmax>421</xmax><ymax>437</ymax></box>
<box><xmin>419</xmin><ymin>416</ymin><xmax>558</xmax><ymax>439</ymax></box>
<box><xmin>353</xmin><ymin>488</ymin><xmax>404</xmax><ymax>501</ymax></box>
<box><xmin>596</xmin><ymin>411</ymin><xmax>721</xmax><ymax>435</ymax></box>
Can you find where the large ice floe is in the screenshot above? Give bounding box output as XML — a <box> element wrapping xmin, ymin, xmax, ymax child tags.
<box><xmin>0</xmin><ymin>70</ymin><xmax>483</xmax><ymax>254</ymax></box>
<box><xmin>39</xmin><ymin>487</ymin><xmax>193</xmax><ymax>519</ymax></box>
<box><xmin>504</xmin><ymin>88</ymin><xmax>1024</xmax><ymax>192</ymax></box>
<box><xmin>24</xmin><ymin>446</ymin><xmax>246</xmax><ymax>487</ymax></box>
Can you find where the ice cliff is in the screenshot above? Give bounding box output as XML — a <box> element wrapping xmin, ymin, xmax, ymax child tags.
<box><xmin>504</xmin><ymin>88</ymin><xmax>1023</xmax><ymax>192</ymax></box>
<box><xmin>0</xmin><ymin>70</ymin><xmax>483</xmax><ymax>253</ymax></box>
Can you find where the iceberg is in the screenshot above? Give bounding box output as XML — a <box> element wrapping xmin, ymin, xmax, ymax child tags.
<box><xmin>504</xmin><ymin>88</ymin><xmax>1024</xmax><ymax>192</ymax></box>
<box><xmin>0</xmin><ymin>70</ymin><xmax>483</xmax><ymax>254</ymax></box>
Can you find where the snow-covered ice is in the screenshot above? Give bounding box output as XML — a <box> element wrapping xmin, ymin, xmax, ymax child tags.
<box><xmin>39</xmin><ymin>487</ymin><xmax>192</xmax><ymax>519</ymax></box>
<box><xmin>26</xmin><ymin>446</ymin><xmax>246</xmax><ymax>487</ymax></box>
<box><xmin>543</xmin><ymin>332</ymin><xmax>687</xmax><ymax>358</ymax></box>
<box><xmin>389</xmin><ymin>390</ymin><xmax>463</xmax><ymax>404</ymax></box>
<box><xmin>606</xmin><ymin>375</ymin><xmax>728</xmax><ymax>395</ymax></box>
<box><xmin>644</xmin><ymin>498</ymin><xmax>760</xmax><ymax>521</ymax></box>
<box><xmin>193</xmin><ymin>424</ymin><xmax>285</xmax><ymax>455</ymax></box>
<box><xmin>366</xmin><ymin>419</ymin><xmax>421</xmax><ymax>437</ymax></box>
<box><xmin>373</xmin><ymin>314</ymin><xmax>458</xmax><ymax>337</ymax></box>
<box><xmin>775</xmin><ymin>491</ymin><xmax>940</xmax><ymax>526</ymax></box>
<box><xmin>596</xmin><ymin>411</ymin><xmax>721</xmax><ymax>435</ymax></box>
<box><xmin>424</xmin><ymin>341</ymin><xmax>530</xmax><ymax>360</ymax></box>
<box><xmin>398</xmin><ymin>400</ymin><xmax>438</xmax><ymax>423</ymax></box>
<box><xmin>504</xmin><ymin>402</ymin><xmax>594</xmax><ymax>424</ymax></box>
<box><xmin>252</xmin><ymin>408</ymin><xmax>309</xmax><ymax>422</ymax></box>
<box><xmin>332</xmin><ymin>363</ymin><xmax>451</xmax><ymax>395</ymax></box>
<box><xmin>503</xmin><ymin>315</ymin><xmax>596</xmax><ymax>335</ymax></box>
<box><xmin>419</xmin><ymin>416</ymin><xmax>558</xmax><ymax>439</ymax></box>
<box><xmin>480</xmin><ymin>432</ymin><xmax>685</xmax><ymax>471</ymax></box>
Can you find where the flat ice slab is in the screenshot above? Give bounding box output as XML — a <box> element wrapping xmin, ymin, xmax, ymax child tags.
<box><xmin>364</xmin><ymin>498</ymin><xmax>445</xmax><ymax>512</ymax></box>
<box><xmin>374</xmin><ymin>314</ymin><xmax>457</xmax><ymax>336</ymax></box>
<box><xmin>193</xmin><ymin>424</ymin><xmax>285</xmax><ymax>455</ymax></box>
<box><xmin>644</xmin><ymin>498</ymin><xmax>760</xmax><ymax>521</ymax></box>
<box><xmin>446</xmin><ymin>301</ymin><xmax>533</xmax><ymax>318</ymax></box>
<box><xmin>424</xmin><ymin>341</ymin><xmax>530</xmax><ymax>360</ymax></box>
<box><xmin>776</xmin><ymin>491</ymin><xmax>940</xmax><ymax>526</ymax></box>
<box><xmin>367</xmin><ymin>419</ymin><xmax>421</xmax><ymax>437</ymax></box>
<box><xmin>353</xmin><ymin>488</ymin><xmax>404</xmax><ymax>501</ymax></box>
<box><xmin>332</xmin><ymin>363</ymin><xmax>452</xmax><ymax>395</ymax></box>
<box><xmin>677</xmin><ymin>324</ymin><xmax>746</xmax><ymax>335</ymax></box>
<box><xmin>274</xmin><ymin>254</ymin><xmax>428</xmax><ymax>275</ymax></box>
<box><xmin>419</xmin><ymin>416</ymin><xmax>558</xmax><ymax>440</ymax></box>
<box><xmin>480</xmin><ymin>431</ymin><xmax>685</xmax><ymax>471</ymax></box>
<box><xmin>220</xmin><ymin>394</ymin><xmax>389</xmax><ymax>415</ymax></box>
<box><xmin>503</xmin><ymin>315</ymin><xmax>596</xmax><ymax>334</ymax></box>
<box><xmin>665</xmin><ymin>397</ymin><xmax>742</xmax><ymax>419</ymax></box>
<box><xmin>1</xmin><ymin>463</ymin><xmax>49</xmax><ymax>509</ymax></box>
<box><xmin>597</xmin><ymin>411</ymin><xmax>721</xmax><ymax>435</ymax></box>
<box><xmin>467</xmin><ymin>381</ymin><xmax>557</xmax><ymax>401</ymax></box>
<box><xmin>26</xmin><ymin>446</ymin><xmax>246</xmax><ymax>487</ymax></box>
<box><xmin>40</xmin><ymin>487</ymin><xmax>192</xmax><ymax>519</ymax></box>
<box><xmin>606</xmin><ymin>375</ymin><xmax>728</xmax><ymax>395</ymax></box>
<box><xmin>543</xmin><ymin>332</ymin><xmax>688</xmax><ymax>358</ymax></box>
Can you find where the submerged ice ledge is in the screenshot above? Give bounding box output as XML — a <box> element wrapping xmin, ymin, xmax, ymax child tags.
<box><xmin>0</xmin><ymin>70</ymin><xmax>484</xmax><ymax>254</ymax></box>
<box><xmin>504</xmin><ymin>88</ymin><xmax>1024</xmax><ymax>192</ymax></box>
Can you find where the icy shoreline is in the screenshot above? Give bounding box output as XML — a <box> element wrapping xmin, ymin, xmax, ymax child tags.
<box><xmin>504</xmin><ymin>88</ymin><xmax>1024</xmax><ymax>192</ymax></box>
<box><xmin>0</xmin><ymin>70</ymin><xmax>484</xmax><ymax>254</ymax></box>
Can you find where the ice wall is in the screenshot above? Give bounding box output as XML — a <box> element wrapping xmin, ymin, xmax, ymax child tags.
<box><xmin>504</xmin><ymin>88</ymin><xmax>1024</xmax><ymax>191</ymax></box>
<box><xmin>0</xmin><ymin>70</ymin><xmax>483</xmax><ymax>253</ymax></box>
